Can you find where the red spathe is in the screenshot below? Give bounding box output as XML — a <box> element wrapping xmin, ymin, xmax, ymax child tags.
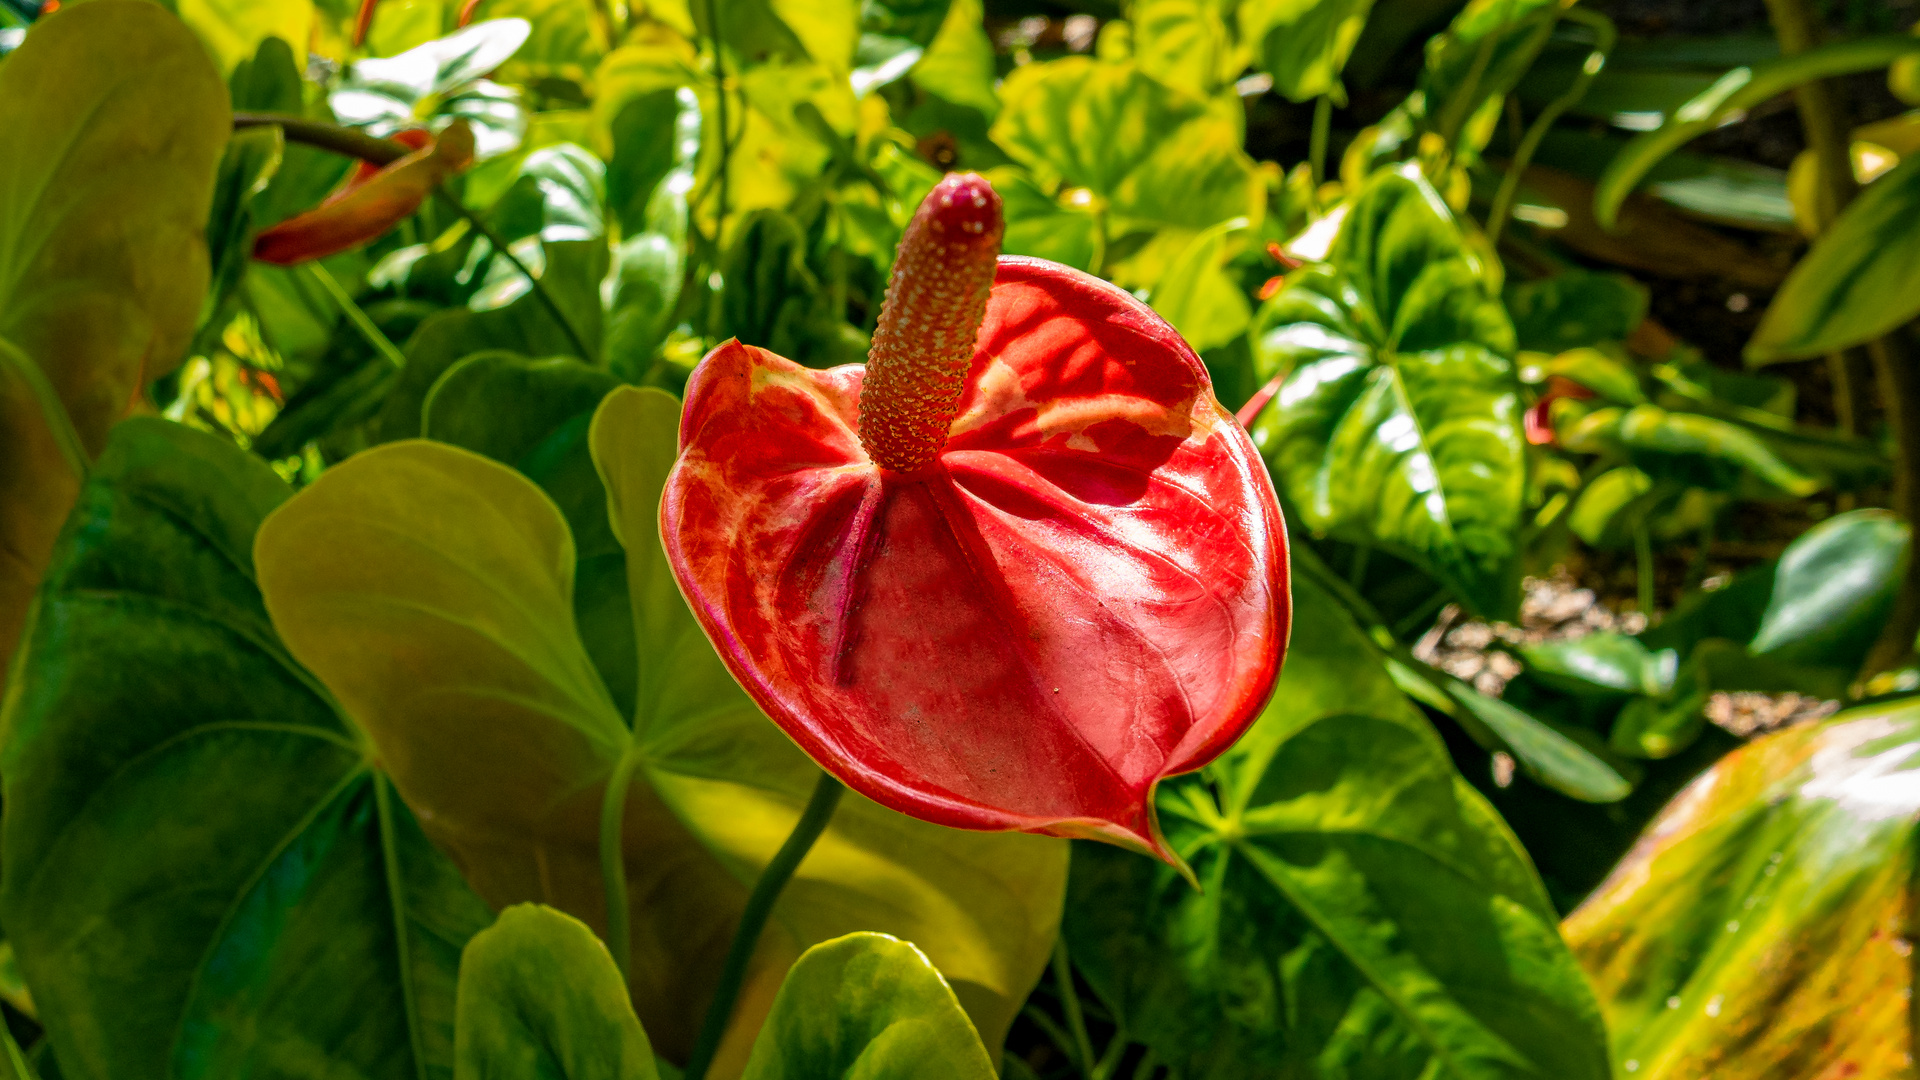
<box><xmin>663</xmin><ymin>256</ymin><xmax>1289</xmax><ymax>867</ymax></box>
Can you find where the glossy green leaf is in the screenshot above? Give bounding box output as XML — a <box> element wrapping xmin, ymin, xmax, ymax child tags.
<box><xmin>1566</xmin><ymin>700</ymin><xmax>1920</xmax><ymax>1080</ymax></box>
<box><xmin>0</xmin><ymin>0</ymin><xmax>228</xmax><ymax>693</ymax></box>
<box><xmin>332</xmin><ymin>20</ymin><xmax>532</xmax><ymax>159</ymax></box>
<box><xmin>1</xmin><ymin>418</ymin><xmax>492</xmax><ymax>1080</ymax></box>
<box><xmin>1246</xmin><ymin>0</ymin><xmax>1380</xmax><ymax>102</ymax></box>
<box><xmin>255</xmin><ymin>391</ymin><xmax>1068</xmax><ymax>1067</ymax></box>
<box><xmin>1417</xmin><ymin>0</ymin><xmax>1563</xmax><ymax>150</ymax></box>
<box><xmin>1594</xmin><ymin>35</ymin><xmax>1920</xmax><ymax>229</ymax></box>
<box><xmin>1249</xmin><ymin>163</ymin><xmax>1523</xmax><ymax>616</ymax></box>
<box><xmin>1504</xmin><ymin>272</ymin><xmax>1647</xmax><ymax>353</ymax></box>
<box><xmin>454</xmin><ymin>905</ymin><xmax>660</xmax><ymax>1080</ymax></box>
<box><xmin>1519</xmin><ymin>347</ymin><xmax>1645</xmax><ymax>405</ymax></box>
<box><xmin>1066</xmin><ymin>572</ymin><xmax>1610</xmax><ymax>1079</ymax></box>
<box><xmin>1149</xmin><ymin>217</ymin><xmax>1253</xmax><ymax>353</ymax></box>
<box><xmin>742</xmin><ymin>934</ymin><xmax>998</xmax><ymax>1080</ymax></box>
<box><xmin>1523</xmin><ymin>632</ymin><xmax>1676</xmax><ymax>697</ymax></box>
<box><xmin>174</xmin><ymin>0</ymin><xmax>312</xmax><ymax>73</ymax></box>
<box><xmin>1748</xmin><ymin>153</ymin><xmax>1920</xmax><ymax>361</ymax></box>
<box><xmin>1439</xmin><ymin>672</ymin><xmax>1636</xmax><ymax>800</ymax></box>
<box><xmin>1618</xmin><ymin>405</ymin><xmax>1821</xmax><ymax>497</ymax></box>
<box><xmin>1748</xmin><ymin>508</ymin><xmax>1909</xmax><ymax>667</ymax></box>
<box><xmin>990</xmin><ymin>57</ymin><xmax>1262</xmax><ymax>283</ymax></box>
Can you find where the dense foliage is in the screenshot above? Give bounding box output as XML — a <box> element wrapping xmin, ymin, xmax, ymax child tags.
<box><xmin>0</xmin><ymin>0</ymin><xmax>1917</xmax><ymax>1077</ymax></box>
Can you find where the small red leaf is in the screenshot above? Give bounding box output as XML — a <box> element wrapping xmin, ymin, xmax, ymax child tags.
<box><xmin>664</xmin><ymin>213</ymin><xmax>1288</xmax><ymax>867</ymax></box>
<box><xmin>252</xmin><ymin>124</ymin><xmax>472</xmax><ymax>266</ymax></box>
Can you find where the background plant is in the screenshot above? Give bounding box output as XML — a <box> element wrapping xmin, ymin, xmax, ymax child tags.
<box><xmin>0</xmin><ymin>0</ymin><xmax>1917</xmax><ymax>1077</ymax></box>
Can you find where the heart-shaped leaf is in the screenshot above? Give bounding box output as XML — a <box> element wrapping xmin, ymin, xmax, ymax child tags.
<box><xmin>1065</xmin><ymin>571</ymin><xmax>1611</xmax><ymax>1080</ymax></box>
<box><xmin>1248</xmin><ymin>163</ymin><xmax>1522</xmax><ymax>616</ymax></box>
<box><xmin>0</xmin><ymin>0</ymin><xmax>229</xmax><ymax>691</ymax></box>
<box><xmin>1</xmin><ymin>418</ymin><xmax>492</xmax><ymax>1080</ymax></box>
<box><xmin>1565</xmin><ymin>699</ymin><xmax>1920</xmax><ymax>1080</ymax></box>
<box><xmin>990</xmin><ymin>58</ymin><xmax>1262</xmax><ymax>285</ymax></box>
<box><xmin>255</xmin><ymin>396</ymin><xmax>1067</xmax><ymax>1067</ymax></box>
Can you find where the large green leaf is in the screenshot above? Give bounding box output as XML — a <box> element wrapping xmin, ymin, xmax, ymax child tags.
<box><xmin>1747</xmin><ymin>508</ymin><xmax>1909</xmax><ymax>668</ymax></box>
<box><xmin>741</xmin><ymin>934</ymin><xmax>998</xmax><ymax>1080</ymax></box>
<box><xmin>1066</xmin><ymin>572</ymin><xmax>1609</xmax><ymax>1079</ymax></box>
<box><xmin>0</xmin><ymin>418</ymin><xmax>492</xmax><ymax>1080</ymax></box>
<box><xmin>1593</xmin><ymin>35</ymin><xmax>1920</xmax><ymax>230</ymax></box>
<box><xmin>0</xmin><ymin>0</ymin><xmax>228</xmax><ymax>694</ymax></box>
<box><xmin>254</xmin><ymin>389</ymin><xmax>1068</xmax><ymax>1068</ymax></box>
<box><xmin>331</xmin><ymin>19</ymin><xmax>532</xmax><ymax>159</ymax></box>
<box><xmin>455</xmin><ymin>905</ymin><xmax>660</xmax><ymax>1080</ymax></box>
<box><xmin>1249</xmin><ymin>163</ymin><xmax>1523</xmax><ymax>616</ymax></box>
<box><xmin>1565</xmin><ymin>700</ymin><xmax>1920</xmax><ymax>1080</ymax></box>
<box><xmin>1149</xmin><ymin>216</ymin><xmax>1253</xmax><ymax>353</ymax></box>
<box><xmin>1245</xmin><ymin>0</ymin><xmax>1381</xmax><ymax>102</ymax></box>
<box><xmin>989</xmin><ymin>57</ymin><xmax>1262</xmax><ymax>285</ymax></box>
<box><xmin>1748</xmin><ymin>153</ymin><xmax>1920</xmax><ymax>361</ymax></box>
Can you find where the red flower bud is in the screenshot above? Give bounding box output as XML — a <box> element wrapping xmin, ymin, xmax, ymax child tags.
<box><xmin>662</xmin><ymin>174</ymin><xmax>1288</xmax><ymax>872</ymax></box>
<box><xmin>252</xmin><ymin>124</ymin><xmax>473</xmax><ymax>266</ymax></box>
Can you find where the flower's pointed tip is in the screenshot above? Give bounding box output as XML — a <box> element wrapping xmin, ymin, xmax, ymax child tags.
<box><xmin>1047</xmin><ymin>811</ymin><xmax>1196</xmax><ymax>887</ymax></box>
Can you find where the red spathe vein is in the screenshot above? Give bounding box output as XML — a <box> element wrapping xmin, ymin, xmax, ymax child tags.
<box><xmin>663</xmin><ymin>257</ymin><xmax>1288</xmax><ymax>868</ymax></box>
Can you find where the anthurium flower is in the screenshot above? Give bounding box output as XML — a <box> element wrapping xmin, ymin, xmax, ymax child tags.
<box><xmin>1524</xmin><ymin>374</ymin><xmax>1597</xmax><ymax>446</ymax></box>
<box><xmin>662</xmin><ymin>174</ymin><xmax>1289</xmax><ymax>868</ymax></box>
<box><xmin>252</xmin><ymin>122</ymin><xmax>474</xmax><ymax>265</ymax></box>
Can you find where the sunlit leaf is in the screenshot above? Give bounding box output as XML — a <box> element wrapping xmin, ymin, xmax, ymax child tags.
<box><xmin>1248</xmin><ymin>163</ymin><xmax>1522</xmax><ymax>615</ymax></box>
<box><xmin>1565</xmin><ymin>700</ymin><xmax>1920</xmax><ymax>1080</ymax></box>
<box><xmin>1067</xmin><ymin>572</ymin><xmax>1610</xmax><ymax>1080</ymax></box>
<box><xmin>332</xmin><ymin>19</ymin><xmax>532</xmax><ymax>159</ymax></box>
<box><xmin>1749</xmin><ymin>153</ymin><xmax>1920</xmax><ymax>362</ymax></box>
<box><xmin>1149</xmin><ymin>216</ymin><xmax>1253</xmax><ymax>352</ymax></box>
<box><xmin>0</xmin><ymin>0</ymin><xmax>228</xmax><ymax>692</ymax></box>
<box><xmin>2</xmin><ymin>418</ymin><xmax>491</xmax><ymax>1080</ymax></box>
<box><xmin>174</xmin><ymin>0</ymin><xmax>313</xmax><ymax>73</ymax></box>
<box><xmin>1244</xmin><ymin>0</ymin><xmax>1380</xmax><ymax>102</ymax></box>
<box><xmin>990</xmin><ymin>57</ymin><xmax>1262</xmax><ymax>285</ymax></box>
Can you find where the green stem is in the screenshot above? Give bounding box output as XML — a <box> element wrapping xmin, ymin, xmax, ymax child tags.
<box><xmin>1309</xmin><ymin>95</ymin><xmax>1332</xmax><ymax>188</ymax></box>
<box><xmin>1392</xmin><ymin>588</ymin><xmax>1454</xmax><ymax>639</ymax></box>
<box><xmin>682</xmin><ymin>771</ymin><xmax>844</xmax><ymax>1080</ymax></box>
<box><xmin>429</xmin><ymin>189</ymin><xmax>595</xmax><ymax>362</ymax></box>
<box><xmin>598</xmin><ymin>750</ymin><xmax>641</xmax><ymax>985</ymax></box>
<box><xmin>1347</xmin><ymin>543</ymin><xmax>1371</xmax><ymax>592</ymax></box>
<box><xmin>1488</xmin><ymin>9</ymin><xmax>1615</xmax><ymax>248</ymax></box>
<box><xmin>704</xmin><ymin>0</ymin><xmax>731</xmax><ymax>247</ymax></box>
<box><xmin>1052</xmin><ymin>937</ymin><xmax>1096</xmax><ymax>1078</ymax></box>
<box><xmin>1634</xmin><ymin>521</ymin><xmax>1656</xmax><ymax>619</ymax></box>
<box><xmin>373</xmin><ymin>773</ymin><xmax>430</xmax><ymax>1080</ymax></box>
<box><xmin>305</xmin><ymin>262</ymin><xmax>407</xmax><ymax>370</ymax></box>
<box><xmin>234</xmin><ymin>111</ymin><xmax>409</xmax><ymax>165</ymax></box>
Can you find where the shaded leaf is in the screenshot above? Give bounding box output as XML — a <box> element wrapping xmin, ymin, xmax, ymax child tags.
<box><xmin>1748</xmin><ymin>508</ymin><xmax>1908</xmax><ymax>667</ymax></box>
<box><xmin>2</xmin><ymin>418</ymin><xmax>490</xmax><ymax>1080</ymax></box>
<box><xmin>1066</xmin><ymin>572</ymin><xmax>1610</xmax><ymax>1080</ymax></box>
<box><xmin>0</xmin><ymin>0</ymin><xmax>228</xmax><ymax>692</ymax></box>
<box><xmin>1504</xmin><ymin>272</ymin><xmax>1648</xmax><ymax>353</ymax></box>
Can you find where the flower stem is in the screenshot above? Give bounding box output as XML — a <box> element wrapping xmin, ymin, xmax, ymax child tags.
<box><xmin>1052</xmin><ymin>937</ymin><xmax>1097</xmax><ymax>1078</ymax></box>
<box><xmin>682</xmin><ymin>770</ymin><xmax>844</xmax><ymax>1080</ymax></box>
<box><xmin>429</xmin><ymin>189</ymin><xmax>596</xmax><ymax>363</ymax></box>
<box><xmin>1488</xmin><ymin>9</ymin><xmax>1615</xmax><ymax>248</ymax></box>
<box><xmin>305</xmin><ymin>262</ymin><xmax>407</xmax><ymax>370</ymax></box>
<box><xmin>1309</xmin><ymin>95</ymin><xmax>1332</xmax><ymax>187</ymax></box>
<box><xmin>598</xmin><ymin>750</ymin><xmax>641</xmax><ymax>985</ymax></box>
